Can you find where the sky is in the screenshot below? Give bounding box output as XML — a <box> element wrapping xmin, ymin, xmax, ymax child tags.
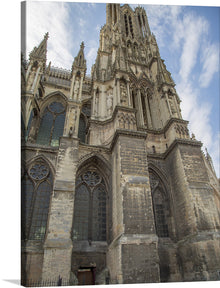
<box><xmin>23</xmin><ymin>0</ymin><xmax>220</xmax><ymax>177</ymax></box>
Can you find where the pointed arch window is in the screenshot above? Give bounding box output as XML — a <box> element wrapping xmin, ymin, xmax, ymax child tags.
<box><xmin>36</xmin><ymin>101</ymin><xmax>66</xmax><ymax>146</ymax></box>
<box><xmin>153</xmin><ymin>189</ymin><xmax>169</xmax><ymax>237</ymax></box>
<box><xmin>141</xmin><ymin>92</ymin><xmax>147</xmax><ymax>126</ymax></box>
<box><xmin>128</xmin><ymin>15</ymin><xmax>134</xmax><ymax>38</ymax></box>
<box><xmin>72</xmin><ymin>170</ymin><xmax>107</xmax><ymax>241</ymax></box>
<box><xmin>149</xmin><ymin>171</ymin><xmax>169</xmax><ymax>238</ymax></box>
<box><xmin>21</xmin><ymin>161</ymin><xmax>53</xmax><ymax>241</ymax></box>
<box><xmin>124</xmin><ymin>14</ymin><xmax>128</xmax><ymax>37</ymax></box>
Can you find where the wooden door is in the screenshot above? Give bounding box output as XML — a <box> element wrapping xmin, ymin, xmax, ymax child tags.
<box><xmin>78</xmin><ymin>269</ymin><xmax>94</xmax><ymax>285</ymax></box>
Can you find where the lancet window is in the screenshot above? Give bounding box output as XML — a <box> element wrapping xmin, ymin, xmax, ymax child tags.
<box><xmin>21</xmin><ymin>161</ymin><xmax>53</xmax><ymax>241</ymax></box>
<box><xmin>124</xmin><ymin>14</ymin><xmax>128</xmax><ymax>37</ymax></box>
<box><xmin>72</xmin><ymin>170</ymin><xmax>107</xmax><ymax>242</ymax></box>
<box><xmin>149</xmin><ymin>171</ymin><xmax>169</xmax><ymax>238</ymax></box>
<box><xmin>128</xmin><ymin>15</ymin><xmax>134</xmax><ymax>38</ymax></box>
<box><xmin>36</xmin><ymin>101</ymin><xmax>66</xmax><ymax>146</ymax></box>
<box><xmin>141</xmin><ymin>92</ymin><xmax>147</xmax><ymax>126</ymax></box>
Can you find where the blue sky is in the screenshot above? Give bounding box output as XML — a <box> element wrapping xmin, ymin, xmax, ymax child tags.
<box><xmin>24</xmin><ymin>1</ymin><xmax>220</xmax><ymax>176</ymax></box>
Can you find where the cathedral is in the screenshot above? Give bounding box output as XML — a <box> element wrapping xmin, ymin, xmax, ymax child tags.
<box><xmin>21</xmin><ymin>3</ymin><xmax>220</xmax><ymax>286</ymax></box>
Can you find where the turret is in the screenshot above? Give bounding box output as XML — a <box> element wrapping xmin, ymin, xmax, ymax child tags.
<box><xmin>70</xmin><ymin>42</ymin><xmax>87</xmax><ymax>101</ymax></box>
<box><xmin>26</xmin><ymin>32</ymin><xmax>49</xmax><ymax>93</ymax></box>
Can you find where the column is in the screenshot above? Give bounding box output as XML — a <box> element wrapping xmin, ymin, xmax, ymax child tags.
<box><xmin>116</xmin><ymin>78</ymin><xmax>120</xmax><ymax>105</ymax></box>
<box><xmin>42</xmin><ymin>137</ymin><xmax>79</xmax><ymax>282</ymax></box>
<box><xmin>78</xmin><ymin>75</ymin><xmax>84</xmax><ymax>101</ymax></box>
<box><xmin>165</xmin><ymin>92</ymin><xmax>172</xmax><ymax>117</ymax></box>
<box><xmin>145</xmin><ymin>95</ymin><xmax>153</xmax><ymax>128</ymax></box>
<box><xmin>126</xmin><ymin>81</ymin><xmax>131</xmax><ymax>107</ymax></box>
<box><xmin>70</xmin><ymin>75</ymin><xmax>76</xmax><ymax>100</ymax></box>
<box><xmin>31</xmin><ymin>66</ymin><xmax>41</xmax><ymax>92</ymax></box>
<box><xmin>137</xmin><ymin>89</ymin><xmax>144</xmax><ymax>127</ymax></box>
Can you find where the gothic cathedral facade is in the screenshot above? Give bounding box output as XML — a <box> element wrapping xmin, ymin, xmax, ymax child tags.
<box><xmin>21</xmin><ymin>3</ymin><xmax>220</xmax><ymax>285</ymax></box>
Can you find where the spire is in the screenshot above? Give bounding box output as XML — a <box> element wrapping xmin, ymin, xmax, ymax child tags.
<box><xmin>72</xmin><ymin>41</ymin><xmax>87</xmax><ymax>72</ymax></box>
<box><xmin>29</xmin><ymin>32</ymin><xmax>49</xmax><ymax>62</ymax></box>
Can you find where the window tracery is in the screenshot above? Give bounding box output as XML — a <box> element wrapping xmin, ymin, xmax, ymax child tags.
<box><xmin>21</xmin><ymin>161</ymin><xmax>53</xmax><ymax>241</ymax></box>
<box><xmin>36</xmin><ymin>101</ymin><xmax>66</xmax><ymax>146</ymax></box>
<box><xmin>72</xmin><ymin>170</ymin><xmax>107</xmax><ymax>242</ymax></box>
<box><xmin>149</xmin><ymin>171</ymin><xmax>169</xmax><ymax>238</ymax></box>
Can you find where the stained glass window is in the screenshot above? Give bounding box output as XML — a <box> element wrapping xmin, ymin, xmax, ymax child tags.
<box><xmin>29</xmin><ymin>180</ymin><xmax>51</xmax><ymax>240</ymax></box>
<box><xmin>78</xmin><ymin>114</ymin><xmax>86</xmax><ymax>143</ymax></box>
<box><xmin>21</xmin><ymin>176</ymin><xmax>34</xmax><ymax>240</ymax></box>
<box><xmin>72</xmin><ymin>185</ymin><xmax>89</xmax><ymax>241</ymax></box>
<box><xmin>21</xmin><ymin>162</ymin><xmax>52</xmax><ymax>241</ymax></box>
<box><xmin>153</xmin><ymin>189</ymin><xmax>169</xmax><ymax>238</ymax></box>
<box><xmin>36</xmin><ymin>101</ymin><xmax>66</xmax><ymax>146</ymax></box>
<box><xmin>72</xmin><ymin>170</ymin><xmax>107</xmax><ymax>242</ymax></box>
<box><xmin>92</xmin><ymin>186</ymin><xmax>106</xmax><ymax>241</ymax></box>
<box><xmin>149</xmin><ymin>171</ymin><xmax>169</xmax><ymax>238</ymax></box>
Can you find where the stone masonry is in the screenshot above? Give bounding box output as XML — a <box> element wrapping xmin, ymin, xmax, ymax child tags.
<box><xmin>21</xmin><ymin>3</ymin><xmax>220</xmax><ymax>286</ymax></box>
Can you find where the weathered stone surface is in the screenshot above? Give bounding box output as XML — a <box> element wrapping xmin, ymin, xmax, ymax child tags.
<box><xmin>21</xmin><ymin>3</ymin><xmax>220</xmax><ymax>285</ymax></box>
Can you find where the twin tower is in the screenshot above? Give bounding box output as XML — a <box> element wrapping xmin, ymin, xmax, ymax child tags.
<box><xmin>21</xmin><ymin>3</ymin><xmax>220</xmax><ymax>285</ymax></box>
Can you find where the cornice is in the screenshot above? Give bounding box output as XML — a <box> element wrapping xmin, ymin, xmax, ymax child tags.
<box><xmin>21</xmin><ymin>143</ymin><xmax>59</xmax><ymax>154</ymax></box>
<box><xmin>147</xmin><ymin>138</ymin><xmax>202</xmax><ymax>160</ymax></box>
<box><xmin>89</xmin><ymin>105</ymin><xmax>136</xmax><ymax>126</ymax></box>
<box><xmin>139</xmin><ymin>118</ymin><xmax>189</xmax><ymax>135</ymax></box>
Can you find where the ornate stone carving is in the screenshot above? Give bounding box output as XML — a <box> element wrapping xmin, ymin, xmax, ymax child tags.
<box><xmin>73</xmin><ymin>76</ymin><xmax>80</xmax><ymax>98</ymax></box>
<box><xmin>174</xmin><ymin>124</ymin><xmax>189</xmax><ymax>139</ymax></box>
<box><xmin>28</xmin><ymin>162</ymin><xmax>49</xmax><ymax>181</ymax></box>
<box><xmin>120</xmin><ymin>81</ymin><xmax>128</xmax><ymax>106</ymax></box>
<box><xmin>106</xmin><ymin>88</ymin><xmax>113</xmax><ymax>116</ymax></box>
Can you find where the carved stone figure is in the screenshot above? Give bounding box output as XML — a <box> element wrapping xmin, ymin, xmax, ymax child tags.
<box><xmin>107</xmin><ymin>89</ymin><xmax>113</xmax><ymax>116</ymax></box>
<box><xmin>74</xmin><ymin>76</ymin><xmax>80</xmax><ymax>98</ymax></box>
<box><xmin>94</xmin><ymin>89</ymin><xmax>99</xmax><ymax>116</ymax></box>
<box><xmin>127</xmin><ymin>43</ymin><xmax>132</xmax><ymax>58</ymax></box>
<box><xmin>120</xmin><ymin>81</ymin><xmax>128</xmax><ymax>106</ymax></box>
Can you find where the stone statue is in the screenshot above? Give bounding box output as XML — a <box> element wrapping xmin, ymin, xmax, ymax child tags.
<box><xmin>74</xmin><ymin>76</ymin><xmax>80</xmax><ymax>98</ymax></box>
<box><xmin>69</xmin><ymin>126</ymin><xmax>73</xmax><ymax>137</ymax></box>
<box><xmin>120</xmin><ymin>82</ymin><xmax>127</xmax><ymax>106</ymax></box>
<box><xmin>127</xmin><ymin>43</ymin><xmax>132</xmax><ymax>58</ymax></box>
<box><xmin>94</xmin><ymin>90</ymin><xmax>99</xmax><ymax>116</ymax></box>
<box><xmin>107</xmin><ymin>89</ymin><xmax>113</xmax><ymax>116</ymax></box>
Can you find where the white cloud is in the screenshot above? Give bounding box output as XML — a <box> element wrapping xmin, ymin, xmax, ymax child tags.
<box><xmin>209</xmin><ymin>133</ymin><xmax>220</xmax><ymax>177</ymax></box>
<box><xmin>178</xmin><ymin>14</ymin><xmax>208</xmax><ymax>82</ymax></box>
<box><xmin>79</xmin><ymin>18</ymin><xmax>86</xmax><ymax>28</ymax></box>
<box><xmin>86</xmin><ymin>40</ymin><xmax>99</xmax><ymax>75</ymax></box>
<box><xmin>155</xmin><ymin>6</ymin><xmax>220</xmax><ymax>176</ymax></box>
<box><xmin>25</xmin><ymin>1</ymin><xmax>73</xmax><ymax>69</ymax></box>
<box><xmin>199</xmin><ymin>43</ymin><xmax>219</xmax><ymax>88</ymax></box>
<box><xmin>96</xmin><ymin>25</ymin><xmax>101</xmax><ymax>33</ymax></box>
